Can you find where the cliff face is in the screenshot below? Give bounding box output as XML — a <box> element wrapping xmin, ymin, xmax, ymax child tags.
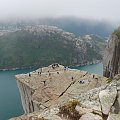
<box><xmin>15</xmin><ymin>64</ymin><xmax>107</xmax><ymax>115</ymax></box>
<box><xmin>16</xmin><ymin>81</ymin><xmax>36</xmax><ymax>113</ymax></box>
<box><xmin>103</xmin><ymin>28</ymin><xmax>120</xmax><ymax>78</ymax></box>
<box><xmin>11</xmin><ymin>75</ymin><xmax>120</xmax><ymax>120</ymax></box>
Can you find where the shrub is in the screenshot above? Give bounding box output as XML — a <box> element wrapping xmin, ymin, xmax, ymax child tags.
<box><xmin>58</xmin><ymin>100</ymin><xmax>81</xmax><ymax>120</ymax></box>
<box><xmin>107</xmin><ymin>78</ymin><xmax>112</xmax><ymax>83</ymax></box>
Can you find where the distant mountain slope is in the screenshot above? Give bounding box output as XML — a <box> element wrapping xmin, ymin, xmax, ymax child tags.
<box><xmin>0</xmin><ymin>26</ymin><xmax>106</xmax><ymax>69</ymax></box>
<box><xmin>0</xmin><ymin>17</ymin><xmax>114</xmax><ymax>37</ymax></box>
<box><xmin>37</xmin><ymin>17</ymin><xmax>113</xmax><ymax>37</ymax></box>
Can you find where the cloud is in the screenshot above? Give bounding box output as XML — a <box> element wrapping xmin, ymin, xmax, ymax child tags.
<box><xmin>0</xmin><ymin>0</ymin><xmax>120</xmax><ymax>22</ymax></box>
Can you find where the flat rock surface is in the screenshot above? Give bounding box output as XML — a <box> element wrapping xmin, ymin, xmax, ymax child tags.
<box><xmin>16</xmin><ymin>64</ymin><xmax>107</xmax><ymax>109</ymax></box>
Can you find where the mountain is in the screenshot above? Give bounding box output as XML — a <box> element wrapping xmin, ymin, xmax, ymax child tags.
<box><xmin>0</xmin><ymin>25</ymin><xmax>106</xmax><ymax>69</ymax></box>
<box><xmin>103</xmin><ymin>27</ymin><xmax>120</xmax><ymax>78</ymax></box>
<box><xmin>37</xmin><ymin>17</ymin><xmax>114</xmax><ymax>37</ymax></box>
<box><xmin>0</xmin><ymin>17</ymin><xmax>114</xmax><ymax>37</ymax></box>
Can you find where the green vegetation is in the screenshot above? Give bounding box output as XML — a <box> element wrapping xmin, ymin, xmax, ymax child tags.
<box><xmin>113</xmin><ymin>28</ymin><xmax>120</xmax><ymax>39</ymax></box>
<box><xmin>106</xmin><ymin>78</ymin><xmax>113</xmax><ymax>83</ymax></box>
<box><xmin>58</xmin><ymin>100</ymin><xmax>80</xmax><ymax>120</ymax></box>
<box><xmin>0</xmin><ymin>27</ymin><xmax>105</xmax><ymax>69</ymax></box>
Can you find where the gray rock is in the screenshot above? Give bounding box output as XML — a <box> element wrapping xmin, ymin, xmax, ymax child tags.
<box><xmin>107</xmin><ymin>113</ymin><xmax>120</xmax><ymax>120</ymax></box>
<box><xmin>79</xmin><ymin>113</ymin><xmax>103</xmax><ymax>120</ymax></box>
<box><xmin>103</xmin><ymin>28</ymin><xmax>120</xmax><ymax>78</ymax></box>
<box><xmin>99</xmin><ymin>82</ymin><xmax>117</xmax><ymax>115</ymax></box>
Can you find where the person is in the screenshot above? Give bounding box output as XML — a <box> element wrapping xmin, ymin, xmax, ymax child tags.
<box><xmin>64</xmin><ymin>66</ymin><xmax>66</xmax><ymax>71</ymax></box>
<box><xmin>41</xmin><ymin>80</ymin><xmax>46</xmax><ymax>86</ymax></box>
<box><xmin>66</xmin><ymin>67</ymin><xmax>68</xmax><ymax>70</ymax></box>
<box><xmin>72</xmin><ymin>77</ymin><xmax>74</xmax><ymax>80</ymax></box>
<box><xmin>57</xmin><ymin>72</ymin><xmax>59</xmax><ymax>74</ymax></box>
<box><xmin>52</xmin><ymin>64</ymin><xmax>55</xmax><ymax>69</ymax></box>
<box><xmin>43</xmin><ymin>81</ymin><xmax>46</xmax><ymax>86</ymax></box>
<box><xmin>49</xmin><ymin>72</ymin><xmax>51</xmax><ymax>76</ymax></box>
<box><xmin>79</xmin><ymin>80</ymin><xmax>84</xmax><ymax>84</ymax></box>
<box><xmin>29</xmin><ymin>73</ymin><xmax>31</xmax><ymax>77</ymax></box>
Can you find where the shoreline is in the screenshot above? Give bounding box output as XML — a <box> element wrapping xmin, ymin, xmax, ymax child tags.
<box><xmin>0</xmin><ymin>60</ymin><xmax>102</xmax><ymax>71</ymax></box>
<box><xmin>69</xmin><ymin>60</ymin><xmax>102</xmax><ymax>67</ymax></box>
<box><xmin>0</xmin><ymin>66</ymin><xmax>34</xmax><ymax>71</ymax></box>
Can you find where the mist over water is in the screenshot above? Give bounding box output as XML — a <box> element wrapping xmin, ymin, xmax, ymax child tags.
<box><xmin>0</xmin><ymin>0</ymin><xmax>120</xmax><ymax>24</ymax></box>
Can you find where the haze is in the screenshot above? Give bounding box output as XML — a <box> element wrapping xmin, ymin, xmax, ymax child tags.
<box><xmin>0</xmin><ymin>0</ymin><xmax>120</xmax><ymax>22</ymax></box>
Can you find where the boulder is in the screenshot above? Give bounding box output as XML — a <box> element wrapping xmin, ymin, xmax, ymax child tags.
<box><xmin>75</xmin><ymin>106</ymin><xmax>93</xmax><ymax>115</ymax></box>
<box><xmin>107</xmin><ymin>113</ymin><xmax>120</xmax><ymax>120</ymax></box>
<box><xmin>79</xmin><ymin>113</ymin><xmax>103</xmax><ymax>120</ymax></box>
<box><xmin>99</xmin><ymin>82</ymin><xmax>117</xmax><ymax>115</ymax></box>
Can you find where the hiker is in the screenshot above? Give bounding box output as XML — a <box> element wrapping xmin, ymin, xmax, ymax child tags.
<box><xmin>79</xmin><ymin>80</ymin><xmax>84</xmax><ymax>84</ymax></box>
<box><xmin>52</xmin><ymin>64</ymin><xmax>55</xmax><ymax>69</ymax></box>
<box><xmin>29</xmin><ymin>73</ymin><xmax>31</xmax><ymax>77</ymax></box>
<box><xmin>49</xmin><ymin>72</ymin><xmax>51</xmax><ymax>76</ymax></box>
<box><xmin>64</xmin><ymin>66</ymin><xmax>66</xmax><ymax>71</ymax></box>
<box><xmin>55</xmin><ymin>63</ymin><xmax>59</xmax><ymax>67</ymax></box>
<box><xmin>41</xmin><ymin>80</ymin><xmax>46</xmax><ymax>86</ymax></box>
<box><xmin>43</xmin><ymin>81</ymin><xmax>46</xmax><ymax>86</ymax></box>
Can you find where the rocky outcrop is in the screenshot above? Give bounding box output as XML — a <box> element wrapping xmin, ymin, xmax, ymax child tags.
<box><xmin>99</xmin><ymin>81</ymin><xmax>117</xmax><ymax>115</ymax></box>
<box><xmin>103</xmin><ymin>28</ymin><xmax>120</xmax><ymax>78</ymax></box>
<box><xmin>10</xmin><ymin>76</ymin><xmax>120</xmax><ymax>120</ymax></box>
<box><xmin>15</xmin><ymin>64</ymin><xmax>107</xmax><ymax>114</ymax></box>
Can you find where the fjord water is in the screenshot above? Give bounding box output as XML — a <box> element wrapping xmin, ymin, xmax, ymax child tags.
<box><xmin>0</xmin><ymin>68</ymin><xmax>35</xmax><ymax>120</ymax></box>
<box><xmin>72</xmin><ymin>63</ymin><xmax>103</xmax><ymax>75</ymax></box>
<box><xmin>0</xmin><ymin>63</ymin><xmax>103</xmax><ymax>120</ymax></box>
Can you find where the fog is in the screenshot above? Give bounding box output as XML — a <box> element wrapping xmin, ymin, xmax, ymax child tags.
<box><xmin>0</xmin><ymin>0</ymin><xmax>120</xmax><ymax>23</ymax></box>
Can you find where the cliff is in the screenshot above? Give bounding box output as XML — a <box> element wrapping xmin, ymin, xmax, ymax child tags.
<box><xmin>10</xmin><ymin>64</ymin><xmax>109</xmax><ymax>119</ymax></box>
<box><xmin>10</xmin><ymin>66</ymin><xmax>120</xmax><ymax>120</ymax></box>
<box><xmin>103</xmin><ymin>27</ymin><xmax>120</xmax><ymax>78</ymax></box>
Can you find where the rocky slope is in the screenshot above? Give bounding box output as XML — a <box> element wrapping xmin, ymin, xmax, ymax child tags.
<box><xmin>103</xmin><ymin>27</ymin><xmax>120</xmax><ymax>78</ymax></box>
<box><xmin>0</xmin><ymin>25</ymin><xmax>106</xmax><ymax>69</ymax></box>
<box><xmin>10</xmin><ymin>64</ymin><xmax>120</xmax><ymax>120</ymax></box>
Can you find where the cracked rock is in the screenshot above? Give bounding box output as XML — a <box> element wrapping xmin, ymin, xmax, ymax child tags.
<box><xmin>99</xmin><ymin>82</ymin><xmax>117</xmax><ymax>115</ymax></box>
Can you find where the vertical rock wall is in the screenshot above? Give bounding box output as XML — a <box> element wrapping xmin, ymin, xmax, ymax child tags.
<box><xmin>16</xmin><ymin>80</ymin><xmax>37</xmax><ymax>113</ymax></box>
<box><xmin>103</xmin><ymin>30</ymin><xmax>120</xmax><ymax>78</ymax></box>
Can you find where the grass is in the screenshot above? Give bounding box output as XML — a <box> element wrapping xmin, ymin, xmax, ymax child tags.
<box><xmin>106</xmin><ymin>78</ymin><xmax>113</xmax><ymax>83</ymax></box>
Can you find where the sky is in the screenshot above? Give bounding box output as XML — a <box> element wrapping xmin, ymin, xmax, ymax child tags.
<box><xmin>0</xmin><ymin>0</ymin><xmax>120</xmax><ymax>22</ymax></box>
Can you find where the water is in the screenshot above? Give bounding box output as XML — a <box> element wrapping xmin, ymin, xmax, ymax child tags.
<box><xmin>71</xmin><ymin>63</ymin><xmax>103</xmax><ymax>75</ymax></box>
<box><xmin>0</xmin><ymin>68</ymin><xmax>35</xmax><ymax>120</ymax></box>
<box><xmin>0</xmin><ymin>63</ymin><xmax>103</xmax><ymax>120</ymax></box>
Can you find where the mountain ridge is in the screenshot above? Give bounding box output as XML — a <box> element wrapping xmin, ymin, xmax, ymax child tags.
<box><xmin>0</xmin><ymin>25</ymin><xmax>106</xmax><ymax>69</ymax></box>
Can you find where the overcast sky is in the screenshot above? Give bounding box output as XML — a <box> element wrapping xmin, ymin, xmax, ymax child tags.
<box><xmin>0</xmin><ymin>0</ymin><xmax>119</xmax><ymax>22</ymax></box>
